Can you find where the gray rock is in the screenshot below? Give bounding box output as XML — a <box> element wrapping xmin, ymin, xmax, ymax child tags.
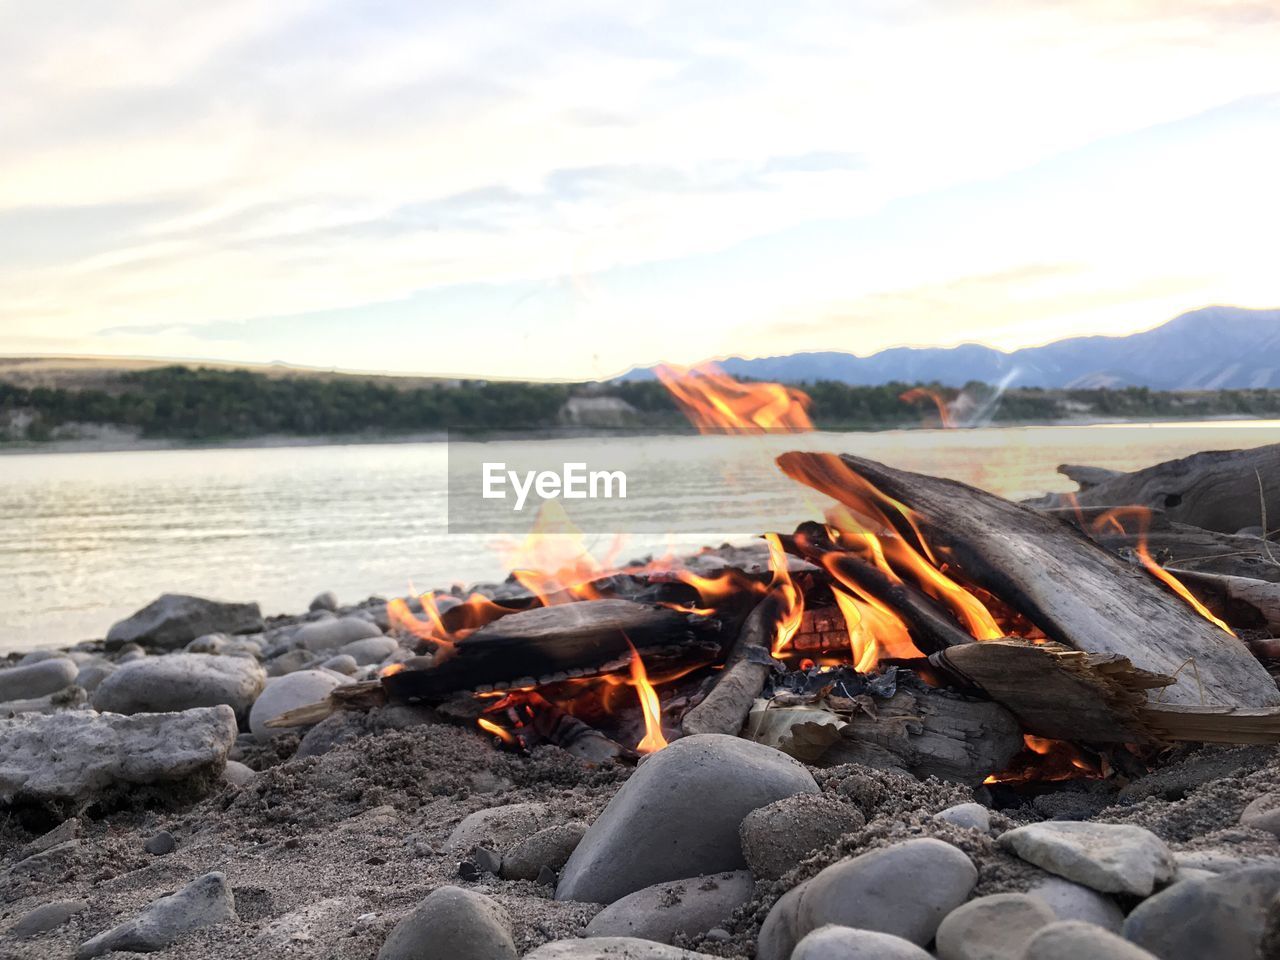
<box><xmin>1023</xmin><ymin>921</ymin><xmax>1158</xmax><ymax>960</ymax></box>
<box><xmin>224</xmin><ymin>760</ymin><xmax>256</xmax><ymax>787</ymax></box>
<box><xmin>76</xmin><ymin>871</ymin><xmax>236</xmax><ymax>958</ymax></box>
<box><xmin>249</xmin><ymin>670</ymin><xmax>348</xmax><ymax>741</ymax></box>
<box><xmin>740</xmin><ymin>793</ymin><xmax>865</xmax><ymax>880</ymax></box>
<box><xmin>321</xmin><ymin>654</ymin><xmax>359</xmax><ymax>675</ymax></box>
<box><xmin>473</xmin><ymin>846</ymin><xmax>503</xmax><ymax>875</ymax></box>
<box><xmin>144</xmin><ymin>830</ymin><xmax>176</xmax><ymax>855</ymax></box>
<box><xmin>0</xmin><ymin>688</ymin><xmax>86</xmax><ymax>714</ymax></box>
<box><xmin>934</xmin><ymin>893</ymin><xmax>1055</xmax><ymax>960</ymax></box>
<box><xmin>296</xmin><ymin>709</ymin><xmax>368</xmax><ymax>758</ymax></box>
<box><xmin>184</xmin><ymin>633</ymin><xmax>229</xmax><ymax>653</ymax></box>
<box><xmin>557</xmin><ymin>734</ymin><xmax>818</xmax><ymax>904</ymax></box>
<box><xmin>106</xmin><ymin>594</ymin><xmax>263</xmax><ymax>650</ymax></box>
<box><xmin>339</xmin><ymin>635</ymin><xmax>398</xmax><ymax>665</ymax></box>
<box><xmin>756</xmin><ymin>838</ymin><xmax>976</xmax><ymax>960</ymax></box>
<box><xmin>448</xmin><ymin>802</ymin><xmax>556</xmax><ymax>851</ymax></box>
<box><xmin>0</xmin><ymin>705</ymin><xmax>237</xmax><ymax>810</ymax></box>
<box><xmin>91</xmin><ymin>653</ymin><xmax>266</xmax><ymax>716</ymax></box>
<box><xmin>1173</xmin><ymin>847</ymin><xmax>1280</xmax><ymax>874</ymax></box>
<box><xmin>0</xmin><ymin>657</ymin><xmax>78</xmax><ymax>702</ymax></box>
<box><xmin>1240</xmin><ymin>792</ymin><xmax>1280</xmax><ymax>837</ymax></box>
<box><xmin>792</xmin><ymin>925</ymin><xmax>934</xmax><ymax>960</ymax></box>
<box><xmin>524</xmin><ymin>938</ymin><xmax>720</xmax><ymax>959</ymax></box>
<box><xmin>75</xmin><ymin>660</ymin><xmax>117</xmax><ymax>693</ymax></box>
<box><xmin>294</xmin><ymin>617</ymin><xmax>383</xmax><ymax>653</ymax></box>
<box><xmin>1024</xmin><ymin>876</ymin><xmax>1124</xmax><ymax>932</ymax></box>
<box><xmin>266</xmin><ymin>648</ymin><xmax>316</xmax><ymax>676</ymax></box>
<box><xmin>17</xmin><ymin>648</ymin><xmax>63</xmax><ymax>665</ymax></box>
<box><xmin>17</xmin><ymin>816</ymin><xmax>80</xmax><ymax>860</ymax></box>
<box><xmin>1123</xmin><ymin>865</ymin><xmax>1280</xmax><ymax>960</ymax></box>
<box><xmin>934</xmin><ymin>803</ymin><xmax>991</xmax><ymax>832</ymax></box>
<box><xmin>585</xmin><ymin>870</ymin><xmax>753</xmax><ymax>944</ymax></box>
<box><xmin>310</xmin><ymin>590</ymin><xmax>339</xmax><ymax>612</ymax></box>
<box><xmin>117</xmin><ymin>644</ymin><xmax>146</xmax><ymax>662</ymax></box>
<box><xmin>997</xmin><ymin>822</ymin><xmax>1175</xmax><ymax>896</ymax></box>
<box><xmin>502</xmin><ymin>822</ymin><xmax>587</xmax><ymax>881</ymax></box>
<box><xmin>376</xmin><ymin>885</ymin><xmax>515</xmax><ymax>960</ymax></box>
<box><xmin>9</xmin><ymin>899</ymin><xmax>89</xmax><ymax>938</ymax></box>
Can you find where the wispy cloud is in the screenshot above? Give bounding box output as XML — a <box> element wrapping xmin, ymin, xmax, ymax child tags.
<box><xmin>1</xmin><ymin>1</ymin><xmax>1277</xmax><ymax>377</ymax></box>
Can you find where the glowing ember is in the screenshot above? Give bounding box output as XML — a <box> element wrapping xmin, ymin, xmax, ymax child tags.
<box><xmin>477</xmin><ymin>716</ymin><xmax>517</xmax><ymax>746</ymax></box>
<box><xmin>1090</xmin><ymin>506</ymin><xmax>1236</xmax><ymax>636</ymax></box>
<box><xmin>984</xmin><ymin>734</ymin><xmax>1105</xmax><ymax>784</ymax></box>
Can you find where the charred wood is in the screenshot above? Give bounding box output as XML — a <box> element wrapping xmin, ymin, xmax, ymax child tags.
<box><xmin>680</xmin><ymin>596</ymin><xmax>781</xmax><ymax>737</ymax></box>
<box><xmin>777</xmin><ymin>451</ymin><xmax>1280</xmax><ymax>709</ymax></box>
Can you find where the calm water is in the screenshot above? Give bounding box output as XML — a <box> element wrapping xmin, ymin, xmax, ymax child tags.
<box><xmin>3</xmin><ymin>420</ymin><xmax>1279</xmax><ymax>652</ymax></box>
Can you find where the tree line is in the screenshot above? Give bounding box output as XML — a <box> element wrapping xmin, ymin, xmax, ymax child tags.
<box><xmin>4</xmin><ymin>365</ymin><xmax>1280</xmax><ymax>442</ymax></box>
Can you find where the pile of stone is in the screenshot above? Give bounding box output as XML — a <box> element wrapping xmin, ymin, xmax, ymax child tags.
<box><xmin>3</xmin><ymin>590</ymin><xmax>1280</xmax><ymax>959</ymax></box>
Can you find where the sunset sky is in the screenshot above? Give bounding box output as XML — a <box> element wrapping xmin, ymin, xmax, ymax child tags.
<box><xmin>3</xmin><ymin>1</ymin><xmax>1278</xmax><ymax>380</ymax></box>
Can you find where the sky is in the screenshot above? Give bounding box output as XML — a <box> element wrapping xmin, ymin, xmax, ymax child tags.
<box><xmin>2</xmin><ymin>1</ymin><xmax>1279</xmax><ymax>381</ymax></box>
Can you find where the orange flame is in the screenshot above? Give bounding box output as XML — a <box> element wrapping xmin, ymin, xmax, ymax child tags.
<box><xmin>984</xmin><ymin>734</ymin><xmax>1104</xmax><ymax>784</ymax></box>
<box><xmin>899</xmin><ymin>387</ymin><xmax>954</xmax><ymax>428</ymax></box>
<box><xmin>1090</xmin><ymin>507</ymin><xmax>1236</xmax><ymax>636</ymax></box>
<box><xmin>627</xmin><ymin>638</ymin><xmax>668</xmax><ymax>753</ymax></box>
<box><xmin>477</xmin><ymin>716</ymin><xmax>517</xmax><ymax>746</ymax></box>
<box><xmin>831</xmin><ymin>586</ymin><xmax>917</xmax><ymax>672</ymax></box>
<box><xmin>655</xmin><ymin>362</ymin><xmax>813</xmax><ymax>434</ymax></box>
<box><xmin>782</xmin><ymin>453</ymin><xmax>1003</xmax><ymax>645</ymax></box>
<box><xmin>766</xmin><ymin>533</ymin><xmax>805</xmax><ymax>657</ymax></box>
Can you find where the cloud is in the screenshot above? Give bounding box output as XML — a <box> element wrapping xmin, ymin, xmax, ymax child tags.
<box><xmin>1</xmin><ymin>1</ymin><xmax>1278</xmax><ymax>378</ymax></box>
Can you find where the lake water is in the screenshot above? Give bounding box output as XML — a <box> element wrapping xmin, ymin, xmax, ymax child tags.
<box><xmin>4</xmin><ymin>420</ymin><xmax>1279</xmax><ymax>652</ymax></box>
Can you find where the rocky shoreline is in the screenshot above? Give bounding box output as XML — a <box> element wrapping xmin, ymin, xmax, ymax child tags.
<box><xmin>3</xmin><ymin>589</ymin><xmax>1280</xmax><ymax>959</ymax></box>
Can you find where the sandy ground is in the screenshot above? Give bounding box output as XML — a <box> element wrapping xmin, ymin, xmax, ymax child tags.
<box><xmin>4</xmin><ymin>714</ymin><xmax>1280</xmax><ymax>959</ymax></box>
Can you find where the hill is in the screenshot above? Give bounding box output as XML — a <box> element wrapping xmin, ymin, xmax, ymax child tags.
<box><xmin>621</xmin><ymin>306</ymin><xmax>1280</xmax><ymax>389</ymax></box>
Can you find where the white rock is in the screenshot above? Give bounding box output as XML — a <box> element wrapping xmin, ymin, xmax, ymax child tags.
<box><xmin>321</xmin><ymin>654</ymin><xmax>359</xmax><ymax>675</ymax></box>
<box><xmin>792</xmin><ymin>925</ymin><xmax>933</xmax><ymax>960</ymax></box>
<box><xmin>1025</xmin><ymin>876</ymin><xmax>1124</xmax><ymax>932</ymax></box>
<box><xmin>224</xmin><ymin>760</ymin><xmax>256</xmax><ymax>787</ymax></box>
<box><xmin>934</xmin><ymin>893</ymin><xmax>1055</xmax><ymax>960</ymax></box>
<box><xmin>376</xmin><ymin>886</ymin><xmax>514</xmax><ymax>960</ymax></box>
<box><xmin>997</xmin><ymin>822</ymin><xmax>1175</xmax><ymax>896</ymax></box>
<box><xmin>248</xmin><ymin>670</ymin><xmax>348</xmax><ymax>741</ymax></box>
<box><xmin>1023</xmin><ymin>920</ymin><xmax>1158</xmax><ymax>960</ymax></box>
<box><xmin>584</xmin><ymin>871</ymin><xmax>754</xmax><ymax>944</ymax></box>
<box><xmin>74</xmin><ymin>661</ymin><xmax>117</xmax><ymax>693</ymax></box>
<box><xmin>0</xmin><ymin>658</ymin><xmax>78</xmax><ymax>701</ymax></box>
<box><xmin>91</xmin><ymin>653</ymin><xmax>265</xmax><ymax>715</ymax></box>
<box><xmin>339</xmin><ymin>635</ymin><xmax>399</xmax><ymax>665</ymax></box>
<box><xmin>524</xmin><ymin>938</ymin><xmax>720</xmax><ymax>959</ymax></box>
<box><xmin>0</xmin><ymin>706</ymin><xmax>237</xmax><ymax>809</ymax></box>
<box><xmin>448</xmin><ymin>802</ymin><xmax>555</xmax><ymax>851</ymax></box>
<box><xmin>756</xmin><ymin>838</ymin><xmax>976</xmax><ymax>960</ymax></box>
<box><xmin>294</xmin><ymin>617</ymin><xmax>383</xmax><ymax>653</ymax></box>
<box><xmin>934</xmin><ymin>803</ymin><xmax>991</xmax><ymax>832</ymax></box>
<box><xmin>77</xmin><ymin>871</ymin><xmax>235</xmax><ymax>958</ymax></box>
<box><xmin>1240</xmin><ymin>792</ymin><xmax>1280</xmax><ymax>837</ymax></box>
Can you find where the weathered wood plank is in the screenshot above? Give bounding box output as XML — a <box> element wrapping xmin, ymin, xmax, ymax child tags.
<box><xmin>776</xmin><ymin>451</ymin><xmax>1280</xmax><ymax>708</ymax></box>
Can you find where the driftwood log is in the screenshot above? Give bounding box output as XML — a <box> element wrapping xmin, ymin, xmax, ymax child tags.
<box><xmin>1091</xmin><ymin>525</ymin><xmax>1280</xmax><ymax>583</ymax></box>
<box><xmin>1057</xmin><ymin>464</ymin><xmax>1125</xmax><ymax>490</ymax></box>
<box><xmin>1162</xmin><ymin>568</ymin><xmax>1280</xmax><ymax>633</ymax></box>
<box><xmin>777</xmin><ymin>451</ymin><xmax>1280</xmax><ymax>709</ymax></box>
<box><xmin>382</xmin><ymin>599</ymin><xmax>709</xmax><ymax>701</ymax></box>
<box><xmin>1037</xmin><ymin>444</ymin><xmax>1280</xmax><ymax>534</ymax></box>
<box><xmin>681</xmin><ymin>596</ymin><xmax>779</xmax><ymax>736</ymax></box>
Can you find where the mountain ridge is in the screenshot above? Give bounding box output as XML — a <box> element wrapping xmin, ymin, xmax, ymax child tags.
<box><xmin>620</xmin><ymin>305</ymin><xmax>1280</xmax><ymax>389</ymax></box>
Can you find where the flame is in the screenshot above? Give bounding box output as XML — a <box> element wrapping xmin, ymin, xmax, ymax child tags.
<box><xmin>1090</xmin><ymin>507</ymin><xmax>1236</xmax><ymax>636</ymax></box>
<box><xmin>899</xmin><ymin>387</ymin><xmax>954</xmax><ymax>428</ymax></box>
<box><xmin>379</xmin><ymin>662</ymin><xmax>406</xmax><ymax>678</ymax></box>
<box><xmin>504</xmin><ymin>500</ymin><xmax>623</xmax><ymax>605</ymax></box>
<box><xmin>627</xmin><ymin>638</ymin><xmax>668</xmax><ymax>753</ymax></box>
<box><xmin>477</xmin><ymin>716</ymin><xmax>517</xmax><ymax>746</ymax></box>
<box><xmin>766</xmin><ymin>533</ymin><xmax>805</xmax><ymax>657</ymax></box>
<box><xmin>655</xmin><ymin>362</ymin><xmax>813</xmax><ymax>434</ymax></box>
<box><xmin>984</xmin><ymin>735</ymin><xmax>1105</xmax><ymax>784</ymax></box>
<box><xmin>387</xmin><ymin>590</ymin><xmax>519</xmax><ymax>655</ymax></box>
<box><xmin>781</xmin><ymin>453</ymin><xmax>1004</xmax><ymax>643</ymax></box>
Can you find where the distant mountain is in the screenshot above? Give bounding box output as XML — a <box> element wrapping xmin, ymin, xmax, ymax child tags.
<box><xmin>620</xmin><ymin>306</ymin><xmax>1280</xmax><ymax>389</ymax></box>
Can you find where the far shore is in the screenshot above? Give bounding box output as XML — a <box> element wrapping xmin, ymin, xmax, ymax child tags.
<box><xmin>3</xmin><ymin>413</ymin><xmax>1280</xmax><ymax>457</ymax></box>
